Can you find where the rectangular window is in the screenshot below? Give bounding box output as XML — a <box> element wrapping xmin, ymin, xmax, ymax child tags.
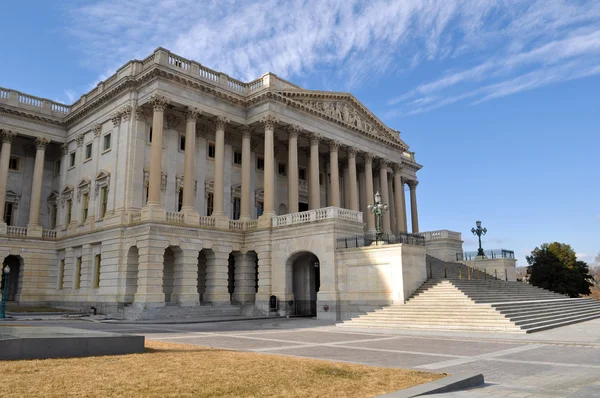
<box><xmin>233</xmin><ymin>151</ymin><xmax>242</xmax><ymax>165</ymax></box>
<box><xmin>75</xmin><ymin>257</ymin><xmax>82</xmax><ymax>289</ymax></box>
<box><xmin>206</xmin><ymin>192</ymin><xmax>214</xmax><ymax>216</ymax></box>
<box><xmin>69</xmin><ymin>152</ymin><xmax>76</xmax><ymax>168</ymax></box>
<box><xmin>144</xmin><ymin>186</ymin><xmax>149</xmax><ymax>205</ymax></box>
<box><xmin>256</xmin><ymin>156</ymin><xmax>264</xmax><ymax>171</ymax></box>
<box><xmin>179</xmin><ymin>135</ymin><xmax>186</xmax><ymax>152</ymax></box>
<box><xmin>66</xmin><ymin>199</ymin><xmax>72</xmax><ymax>225</ymax></box>
<box><xmin>50</xmin><ymin>204</ymin><xmax>57</xmax><ymax>229</ymax></box>
<box><xmin>257</xmin><ymin>201</ymin><xmax>264</xmax><ymax>217</ymax></box>
<box><xmin>82</xmin><ymin>193</ymin><xmax>89</xmax><ymax>221</ymax></box>
<box><xmin>100</xmin><ymin>187</ymin><xmax>108</xmax><ymax>218</ymax></box>
<box><xmin>177</xmin><ymin>189</ymin><xmax>183</xmax><ymax>212</ymax></box>
<box><xmin>299</xmin><ymin>167</ymin><xmax>307</xmax><ymax>181</ymax></box>
<box><xmin>8</xmin><ymin>157</ymin><xmax>19</xmax><ymax>171</ymax></box>
<box><xmin>103</xmin><ymin>133</ymin><xmax>111</xmax><ymax>151</ymax></box>
<box><xmin>85</xmin><ymin>143</ymin><xmax>93</xmax><ymax>160</ymax></box>
<box><xmin>233</xmin><ymin>197</ymin><xmax>241</xmax><ymax>220</ymax></box>
<box><xmin>208</xmin><ymin>143</ymin><xmax>216</xmax><ymax>158</ymax></box>
<box><xmin>54</xmin><ymin>159</ymin><xmax>61</xmax><ymax>176</ymax></box>
<box><xmin>58</xmin><ymin>259</ymin><xmax>65</xmax><ymax>290</ymax></box>
<box><xmin>148</xmin><ymin>127</ymin><xmax>153</xmax><ymax>143</ymax></box>
<box><xmin>278</xmin><ymin>163</ymin><xmax>286</xmax><ymax>176</ymax></box>
<box><xmin>3</xmin><ymin>202</ymin><xmax>14</xmax><ymax>226</ymax></box>
<box><xmin>94</xmin><ymin>254</ymin><xmax>101</xmax><ymax>288</ymax></box>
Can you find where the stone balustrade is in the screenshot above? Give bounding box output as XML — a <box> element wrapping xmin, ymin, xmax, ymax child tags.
<box><xmin>166</xmin><ymin>212</ymin><xmax>184</xmax><ymax>224</ymax></box>
<box><xmin>420</xmin><ymin>230</ymin><xmax>462</xmax><ymax>241</ymax></box>
<box><xmin>42</xmin><ymin>229</ymin><xmax>57</xmax><ymax>239</ymax></box>
<box><xmin>199</xmin><ymin>216</ymin><xmax>216</xmax><ymax>228</ymax></box>
<box><xmin>272</xmin><ymin>207</ymin><xmax>363</xmax><ymax>228</ymax></box>
<box><xmin>6</xmin><ymin>226</ymin><xmax>28</xmax><ymax>237</ymax></box>
<box><xmin>0</xmin><ymin>87</ymin><xmax>71</xmax><ymax>117</ymax></box>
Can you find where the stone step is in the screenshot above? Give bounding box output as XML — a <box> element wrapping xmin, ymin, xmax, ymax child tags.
<box><xmin>499</xmin><ymin>301</ymin><xmax>600</xmax><ymax>316</ymax></box>
<box><xmin>340</xmin><ymin>321</ymin><xmax>523</xmax><ymax>333</ymax></box>
<box><xmin>512</xmin><ymin>307</ymin><xmax>600</xmax><ymax>327</ymax></box>
<box><xmin>523</xmin><ymin>312</ymin><xmax>600</xmax><ymax>333</ymax></box>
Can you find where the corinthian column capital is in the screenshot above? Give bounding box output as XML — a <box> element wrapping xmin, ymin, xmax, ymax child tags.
<box><xmin>329</xmin><ymin>140</ymin><xmax>341</xmax><ymax>152</ymax></box>
<box><xmin>286</xmin><ymin>124</ymin><xmax>301</xmax><ymax>138</ymax></box>
<box><xmin>76</xmin><ymin>133</ymin><xmax>85</xmax><ymax>147</ymax></box>
<box><xmin>0</xmin><ymin>130</ymin><xmax>17</xmax><ymax>143</ymax></box>
<box><xmin>240</xmin><ymin>126</ymin><xmax>253</xmax><ymax>139</ymax></box>
<box><xmin>92</xmin><ymin>124</ymin><xmax>102</xmax><ymax>137</ymax></box>
<box><xmin>393</xmin><ymin>163</ymin><xmax>402</xmax><ymax>174</ymax></box>
<box><xmin>185</xmin><ymin>107</ymin><xmax>201</xmax><ymax>121</ymax></box>
<box><xmin>377</xmin><ymin>158</ymin><xmax>389</xmax><ymax>169</ymax></box>
<box><xmin>111</xmin><ymin>112</ymin><xmax>122</xmax><ymax>127</ymax></box>
<box><xmin>61</xmin><ymin>143</ymin><xmax>69</xmax><ymax>156</ymax></box>
<box><xmin>215</xmin><ymin>115</ymin><xmax>230</xmax><ymax>130</ymax></box>
<box><xmin>149</xmin><ymin>94</ymin><xmax>170</xmax><ymax>111</ymax></box>
<box><xmin>260</xmin><ymin>114</ymin><xmax>278</xmax><ymax>130</ymax></box>
<box><xmin>35</xmin><ymin>137</ymin><xmax>50</xmax><ymax>150</ymax></box>
<box><xmin>309</xmin><ymin>133</ymin><xmax>320</xmax><ymax>146</ymax></box>
<box><xmin>346</xmin><ymin>146</ymin><xmax>357</xmax><ymax>158</ymax></box>
<box><xmin>407</xmin><ymin>180</ymin><xmax>419</xmax><ymax>189</ymax></box>
<box><xmin>363</xmin><ymin>152</ymin><xmax>374</xmax><ymax>164</ymax></box>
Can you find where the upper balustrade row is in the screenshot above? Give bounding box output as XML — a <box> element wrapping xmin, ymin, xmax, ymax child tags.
<box><xmin>0</xmin><ymin>87</ymin><xmax>71</xmax><ymax>117</ymax></box>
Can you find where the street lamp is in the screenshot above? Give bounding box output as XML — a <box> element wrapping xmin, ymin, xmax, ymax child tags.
<box><xmin>0</xmin><ymin>265</ymin><xmax>10</xmax><ymax>319</ymax></box>
<box><xmin>471</xmin><ymin>220</ymin><xmax>487</xmax><ymax>258</ymax></box>
<box><xmin>368</xmin><ymin>191</ymin><xmax>388</xmax><ymax>243</ymax></box>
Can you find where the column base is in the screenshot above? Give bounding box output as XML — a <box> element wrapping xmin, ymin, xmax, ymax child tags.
<box><xmin>203</xmin><ymin>293</ymin><xmax>231</xmax><ymax>303</ymax></box>
<box><xmin>133</xmin><ymin>293</ymin><xmax>166</xmax><ymax>305</ymax></box>
<box><xmin>141</xmin><ymin>203</ymin><xmax>166</xmax><ymax>222</ymax></box>
<box><xmin>258</xmin><ymin>212</ymin><xmax>275</xmax><ymax>228</ymax></box>
<box><xmin>171</xmin><ymin>294</ymin><xmax>201</xmax><ymax>306</ymax></box>
<box><xmin>26</xmin><ymin>224</ymin><xmax>43</xmax><ymax>238</ymax></box>
<box><xmin>181</xmin><ymin>208</ymin><xmax>200</xmax><ymax>225</ymax></box>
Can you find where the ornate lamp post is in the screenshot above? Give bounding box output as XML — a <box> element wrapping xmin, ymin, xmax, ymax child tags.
<box><xmin>0</xmin><ymin>265</ymin><xmax>10</xmax><ymax>319</ymax></box>
<box><xmin>471</xmin><ymin>220</ymin><xmax>487</xmax><ymax>258</ymax></box>
<box><xmin>368</xmin><ymin>191</ymin><xmax>388</xmax><ymax>243</ymax></box>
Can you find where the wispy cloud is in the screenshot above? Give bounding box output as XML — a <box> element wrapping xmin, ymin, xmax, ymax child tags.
<box><xmin>62</xmin><ymin>0</ymin><xmax>600</xmax><ymax>112</ymax></box>
<box><xmin>64</xmin><ymin>89</ymin><xmax>77</xmax><ymax>103</ymax></box>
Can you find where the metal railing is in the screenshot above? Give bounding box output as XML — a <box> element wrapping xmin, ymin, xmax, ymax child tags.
<box><xmin>457</xmin><ymin>249</ymin><xmax>515</xmax><ymax>261</ymax></box>
<box><xmin>337</xmin><ymin>232</ymin><xmax>425</xmax><ymax>249</ymax></box>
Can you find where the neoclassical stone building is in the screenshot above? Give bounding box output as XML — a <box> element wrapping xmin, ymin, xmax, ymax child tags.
<box><xmin>0</xmin><ymin>48</ymin><xmax>433</xmax><ymax>320</ymax></box>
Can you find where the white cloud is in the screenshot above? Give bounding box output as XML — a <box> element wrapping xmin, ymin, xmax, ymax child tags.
<box><xmin>62</xmin><ymin>0</ymin><xmax>600</xmax><ymax>111</ymax></box>
<box><xmin>63</xmin><ymin>89</ymin><xmax>77</xmax><ymax>103</ymax></box>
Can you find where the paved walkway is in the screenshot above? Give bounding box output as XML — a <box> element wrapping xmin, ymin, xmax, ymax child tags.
<box><xmin>7</xmin><ymin>317</ymin><xmax>600</xmax><ymax>397</ymax></box>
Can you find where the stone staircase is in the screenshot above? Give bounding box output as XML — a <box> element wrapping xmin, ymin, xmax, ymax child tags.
<box><xmin>338</xmin><ymin>279</ymin><xmax>600</xmax><ymax>333</ymax></box>
<box><xmin>426</xmin><ymin>254</ymin><xmax>494</xmax><ymax>280</ymax></box>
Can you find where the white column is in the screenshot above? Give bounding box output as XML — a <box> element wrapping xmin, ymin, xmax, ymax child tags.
<box><xmin>259</xmin><ymin>115</ymin><xmax>278</xmax><ymax>222</ymax></box>
<box><xmin>27</xmin><ymin>137</ymin><xmax>49</xmax><ymax>236</ymax></box>
<box><xmin>409</xmin><ymin>180</ymin><xmax>419</xmax><ymax>233</ymax></box>
<box><xmin>0</xmin><ymin>130</ymin><xmax>16</xmax><ymax>226</ymax></box>
<box><xmin>328</xmin><ymin>141</ymin><xmax>340</xmax><ymax>207</ymax></box>
<box><xmin>364</xmin><ymin>154</ymin><xmax>376</xmax><ymax>233</ymax></box>
<box><xmin>287</xmin><ymin>125</ymin><xmax>300</xmax><ymax>214</ymax></box>
<box><xmin>309</xmin><ymin>133</ymin><xmax>320</xmax><ymax>210</ymax></box>
<box><xmin>142</xmin><ymin>94</ymin><xmax>169</xmax><ymax>221</ymax></box>
<box><xmin>212</xmin><ymin>116</ymin><xmax>229</xmax><ymax>218</ymax></box>
<box><xmin>342</xmin><ymin>162</ymin><xmax>350</xmax><ymax>208</ymax></box>
<box><xmin>182</xmin><ymin>107</ymin><xmax>200</xmax><ymax>223</ymax></box>
<box><xmin>388</xmin><ymin>173</ymin><xmax>396</xmax><ymax>232</ymax></box>
<box><xmin>347</xmin><ymin>147</ymin><xmax>359</xmax><ymax>211</ymax></box>
<box><xmin>394</xmin><ymin>165</ymin><xmax>407</xmax><ymax>233</ymax></box>
<box><xmin>239</xmin><ymin>126</ymin><xmax>252</xmax><ymax>220</ymax></box>
<box><xmin>378</xmin><ymin>159</ymin><xmax>391</xmax><ymax>234</ymax></box>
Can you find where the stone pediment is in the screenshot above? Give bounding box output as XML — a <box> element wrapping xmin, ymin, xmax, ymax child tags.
<box><xmin>275</xmin><ymin>91</ymin><xmax>408</xmax><ymax>150</ymax></box>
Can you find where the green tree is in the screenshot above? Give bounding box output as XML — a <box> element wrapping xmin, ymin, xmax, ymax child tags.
<box><xmin>526</xmin><ymin>242</ymin><xmax>594</xmax><ymax>297</ymax></box>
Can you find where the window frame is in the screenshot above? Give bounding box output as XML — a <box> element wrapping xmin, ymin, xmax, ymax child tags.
<box><xmin>94</xmin><ymin>254</ymin><xmax>101</xmax><ymax>289</ymax></box>
<box><xmin>299</xmin><ymin>167</ymin><xmax>307</xmax><ymax>181</ymax></box>
<box><xmin>179</xmin><ymin>134</ymin><xmax>186</xmax><ymax>153</ymax></box>
<box><xmin>102</xmin><ymin>133</ymin><xmax>112</xmax><ymax>152</ymax></box>
<box><xmin>3</xmin><ymin>202</ymin><xmax>14</xmax><ymax>226</ymax></box>
<box><xmin>100</xmin><ymin>187</ymin><xmax>108</xmax><ymax>218</ymax></box>
<box><xmin>82</xmin><ymin>193</ymin><xmax>89</xmax><ymax>221</ymax></box>
<box><xmin>69</xmin><ymin>152</ymin><xmax>76</xmax><ymax>169</ymax></box>
<box><xmin>233</xmin><ymin>151</ymin><xmax>242</xmax><ymax>166</ymax></box>
<box><xmin>207</xmin><ymin>142</ymin><xmax>216</xmax><ymax>159</ymax></box>
<box><xmin>206</xmin><ymin>192</ymin><xmax>214</xmax><ymax>216</ymax></box>
<box><xmin>66</xmin><ymin>199</ymin><xmax>72</xmax><ymax>225</ymax></box>
<box><xmin>256</xmin><ymin>156</ymin><xmax>265</xmax><ymax>171</ymax></box>
<box><xmin>75</xmin><ymin>256</ymin><xmax>82</xmax><ymax>289</ymax></box>
<box><xmin>8</xmin><ymin>156</ymin><xmax>20</xmax><ymax>172</ymax></box>
<box><xmin>278</xmin><ymin>162</ymin><xmax>287</xmax><ymax>177</ymax></box>
<box><xmin>84</xmin><ymin>142</ymin><xmax>93</xmax><ymax>161</ymax></box>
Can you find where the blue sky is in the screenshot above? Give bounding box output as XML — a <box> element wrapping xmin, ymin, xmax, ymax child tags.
<box><xmin>1</xmin><ymin>1</ymin><xmax>598</xmax><ymax>266</ymax></box>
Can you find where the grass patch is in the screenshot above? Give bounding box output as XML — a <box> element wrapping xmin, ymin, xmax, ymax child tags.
<box><xmin>0</xmin><ymin>341</ymin><xmax>445</xmax><ymax>397</ymax></box>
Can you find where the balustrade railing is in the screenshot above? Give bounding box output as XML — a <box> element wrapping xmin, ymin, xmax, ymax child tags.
<box><xmin>227</xmin><ymin>77</ymin><xmax>245</xmax><ymax>92</ymax></box>
<box><xmin>198</xmin><ymin>65</ymin><xmax>219</xmax><ymax>82</ymax></box>
<box><xmin>199</xmin><ymin>216</ymin><xmax>216</xmax><ymax>228</ymax></box>
<box><xmin>247</xmin><ymin>78</ymin><xmax>264</xmax><ymax>92</ymax></box>
<box><xmin>18</xmin><ymin>94</ymin><xmax>42</xmax><ymax>107</ymax></box>
<box><xmin>0</xmin><ymin>88</ymin><xmax>9</xmax><ymax>99</ymax></box>
<box><xmin>168</xmin><ymin>54</ymin><xmax>190</xmax><ymax>71</ymax></box>
<box><xmin>420</xmin><ymin>230</ymin><xmax>462</xmax><ymax>241</ymax></box>
<box><xmin>166</xmin><ymin>212</ymin><xmax>184</xmax><ymax>224</ymax></box>
<box><xmin>42</xmin><ymin>229</ymin><xmax>57</xmax><ymax>239</ymax></box>
<box><xmin>6</xmin><ymin>226</ymin><xmax>27</xmax><ymax>237</ymax></box>
<box><xmin>337</xmin><ymin>232</ymin><xmax>425</xmax><ymax>249</ymax></box>
<box><xmin>272</xmin><ymin>207</ymin><xmax>363</xmax><ymax>227</ymax></box>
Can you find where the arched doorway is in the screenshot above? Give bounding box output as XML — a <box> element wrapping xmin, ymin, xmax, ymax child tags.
<box><xmin>287</xmin><ymin>251</ymin><xmax>320</xmax><ymax>316</ymax></box>
<box><xmin>1</xmin><ymin>255</ymin><xmax>22</xmax><ymax>302</ymax></box>
<box><xmin>124</xmin><ymin>246</ymin><xmax>139</xmax><ymax>303</ymax></box>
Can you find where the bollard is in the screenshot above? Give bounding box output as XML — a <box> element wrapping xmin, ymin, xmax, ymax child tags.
<box><xmin>484</xmin><ymin>268</ymin><xmax>487</xmax><ymax>280</ymax></box>
<box><xmin>459</xmin><ymin>267</ymin><xmax>462</xmax><ymax>280</ymax></box>
<box><xmin>467</xmin><ymin>266</ymin><xmax>471</xmax><ymax>280</ymax></box>
<box><xmin>495</xmin><ymin>269</ymin><xmax>498</xmax><ymax>279</ymax></box>
<box><xmin>444</xmin><ymin>263</ymin><xmax>447</xmax><ymax>278</ymax></box>
<box><xmin>505</xmin><ymin>269</ymin><xmax>508</xmax><ymax>281</ymax></box>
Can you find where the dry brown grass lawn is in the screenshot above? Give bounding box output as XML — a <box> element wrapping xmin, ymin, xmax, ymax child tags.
<box><xmin>0</xmin><ymin>340</ymin><xmax>444</xmax><ymax>398</ymax></box>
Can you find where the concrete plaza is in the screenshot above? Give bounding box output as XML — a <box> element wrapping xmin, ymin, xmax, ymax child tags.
<box><xmin>6</xmin><ymin>317</ymin><xmax>600</xmax><ymax>397</ymax></box>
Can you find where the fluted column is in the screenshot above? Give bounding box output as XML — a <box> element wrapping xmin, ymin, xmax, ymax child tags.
<box><xmin>212</xmin><ymin>116</ymin><xmax>229</xmax><ymax>218</ymax></box>
<box><xmin>328</xmin><ymin>141</ymin><xmax>340</xmax><ymax>207</ymax></box>
<box><xmin>364</xmin><ymin>154</ymin><xmax>375</xmax><ymax>232</ymax></box>
<box><xmin>182</xmin><ymin>107</ymin><xmax>200</xmax><ymax>223</ymax></box>
<box><xmin>378</xmin><ymin>159</ymin><xmax>391</xmax><ymax>234</ymax></box>
<box><xmin>147</xmin><ymin>95</ymin><xmax>169</xmax><ymax>206</ymax></box>
<box><xmin>0</xmin><ymin>130</ymin><xmax>16</xmax><ymax>224</ymax></box>
<box><xmin>347</xmin><ymin>148</ymin><xmax>359</xmax><ymax>211</ymax></box>
<box><xmin>27</xmin><ymin>137</ymin><xmax>49</xmax><ymax>235</ymax></box>
<box><xmin>393</xmin><ymin>165</ymin><xmax>407</xmax><ymax>233</ymax></box>
<box><xmin>309</xmin><ymin>133</ymin><xmax>320</xmax><ymax>209</ymax></box>
<box><xmin>287</xmin><ymin>125</ymin><xmax>300</xmax><ymax>214</ymax></box>
<box><xmin>409</xmin><ymin>180</ymin><xmax>419</xmax><ymax>233</ymax></box>
<box><xmin>401</xmin><ymin>177</ymin><xmax>408</xmax><ymax>232</ymax></box>
<box><xmin>259</xmin><ymin>115</ymin><xmax>278</xmax><ymax>221</ymax></box>
<box><xmin>239</xmin><ymin>126</ymin><xmax>252</xmax><ymax>220</ymax></box>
